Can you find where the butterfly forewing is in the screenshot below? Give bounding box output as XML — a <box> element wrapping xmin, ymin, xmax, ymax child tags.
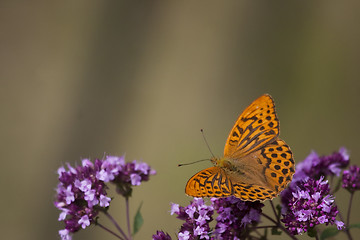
<box><xmin>224</xmin><ymin>94</ymin><xmax>279</xmax><ymax>158</ymax></box>
<box><xmin>185</xmin><ymin>167</ymin><xmax>233</xmax><ymax>198</ymax></box>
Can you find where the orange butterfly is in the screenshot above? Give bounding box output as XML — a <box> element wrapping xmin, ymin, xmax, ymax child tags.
<box><xmin>185</xmin><ymin>94</ymin><xmax>295</xmax><ymax>201</ymax></box>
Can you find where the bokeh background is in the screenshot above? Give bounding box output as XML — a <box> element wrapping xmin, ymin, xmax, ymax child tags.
<box><xmin>1</xmin><ymin>1</ymin><xmax>360</xmax><ymax>240</ymax></box>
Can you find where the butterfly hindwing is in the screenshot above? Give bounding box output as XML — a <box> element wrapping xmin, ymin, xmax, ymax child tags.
<box><xmin>225</xmin><ymin>139</ymin><xmax>294</xmax><ymax>201</ymax></box>
<box><xmin>224</xmin><ymin>94</ymin><xmax>279</xmax><ymax>158</ymax></box>
<box><xmin>232</xmin><ymin>183</ymin><xmax>277</xmax><ymax>201</ymax></box>
<box><xmin>257</xmin><ymin>138</ymin><xmax>295</xmax><ymax>193</ymax></box>
<box><xmin>185</xmin><ymin>167</ymin><xmax>233</xmax><ymax>198</ymax></box>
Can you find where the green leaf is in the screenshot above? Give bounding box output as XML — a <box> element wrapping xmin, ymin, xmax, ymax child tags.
<box><xmin>259</xmin><ymin>228</ymin><xmax>268</xmax><ymax>240</ymax></box>
<box><xmin>349</xmin><ymin>223</ymin><xmax>360</xmax><ymax>229</ymax></box>
<box><xmin>307</xmin><ymin>227</ymin><xmax>317</xmax><ymax>238</ymax></box>
<box><xmin>320</xmin><ymin>227</ymin><xmax>339</xmax><ymax>240</ymax></box>
<box><xmin>271</xmin><ymin>227</ymin><xmax>282</xmax><ymax>235</ymax></box>
<box><xmin>133</xmin><ymin>202</ymin><xmax>144</xmax><ymax>236</ymax></box>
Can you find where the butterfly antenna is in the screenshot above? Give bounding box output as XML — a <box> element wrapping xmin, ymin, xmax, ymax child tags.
<box><xmin>178</xmin><ymin>159</ymin><xmax>210</xmax><ymax>167</ymax></box>
<box><xmin>201</xmin><ymin>129</ymin><xmax>216</xmax><ymax>158</ymax></box>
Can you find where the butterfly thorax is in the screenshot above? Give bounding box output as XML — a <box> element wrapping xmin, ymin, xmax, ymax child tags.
<box><xmin>211</xmin><ymin>157</ymin><xmax>238</xmax><ymax>172</ymax></box>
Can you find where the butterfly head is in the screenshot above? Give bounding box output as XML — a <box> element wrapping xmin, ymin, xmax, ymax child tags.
<box><xmin>211</xmin><ymin>157</ymin><xmax>232</xmax><ymax>169</ymax></box>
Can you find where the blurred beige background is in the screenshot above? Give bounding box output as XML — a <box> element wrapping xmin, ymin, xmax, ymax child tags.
<box><xmin>1</xmin><ymin>1</ymin><xmax>360</xmax><ymax>240</ymax></box>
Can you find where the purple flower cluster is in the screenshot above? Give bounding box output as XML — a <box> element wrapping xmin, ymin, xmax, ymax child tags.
<box><xmin>101</xmin><ymin>157</ymin><xmax>156</xmax><ymax>197</ymax></box>
<box><xmin>152</xmin><ymin>230</ymin><xmax>172</xmax><ymax>240</ymax></box>
<box><xmin>281</xmin><ymin>148</ymin><xmax>349</xmax><ymax>212</ymax></box>
<box><xmin>281</xmin><ymin>177</ymin><xmax>344</xmax><ymax>235</ymax></box>
<box><xmin>55</xmin><ymin>156</ymin><xmax>155</xmax><ymax>240</ymax></box>
<box><xmin>342</xmin><ymin>165</ymin><xmax>360</xmax><ymax>192</ymax></box>
<box><xmin>171</xmin><ymin>198</ymin><xmax>214</xmax><ymax>240</ymax></box>
<box><xmin>212</xmin><ymin>196</ymin><xmax>264</xmax><ymax>239</ymax></box>
<box><xmin>294</xmin><ymin>147</ymin><xmax>349</xmax><ymax>181</ymax></box>
<box><xmin>168</xmin><ymin>197</ymin><xmax>264</xmax><ymax>240</ymax></box>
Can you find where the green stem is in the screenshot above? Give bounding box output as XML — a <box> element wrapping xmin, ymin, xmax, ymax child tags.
<box><xmin>97</xmin><ymin>222</ymin><xmax>125</xmax><ymax>240</ymax></box>
<box><xmin>346</xmin><ymin>192</ymin><xmax>354</xmax><ymax>227</ymax></box>
<box><xmin>269</xmin><ymin>200</ymin><xmax>279</xmax><ymax>222</ymax></box>
<box><xmin>314</xmin><ymin>232</ymin><xmax>319</xmax><ymax>240</ymax></box>
<box><xmin>334</xmin><ymin>199</ymin><xmax>353</xmax><ymax>240</ymax></box>
<box><xmin>252</xmin><ymin>225</ymin><xmax>279</xmax><ymax>229</ymax></box>
<box><xmin>261</xmin><ymin>213</ymin><xmax>298</xmax><ymax>240</ymax></box>
<box><xmin>104</xmin><ymin>211</ymin><xmax>128</xmax><ymax>240</ymax></box>
<box><xmin>126</xmin><ymin>197</ymin><xmax>133</xmax><ymax>240</ymax></box>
